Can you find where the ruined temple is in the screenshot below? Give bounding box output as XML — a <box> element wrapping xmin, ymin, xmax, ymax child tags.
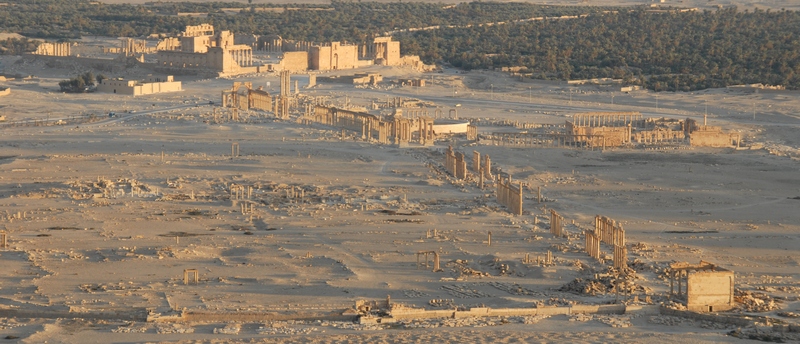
<box><xmin>156</xmin><ymin>24</ymin><xmax>259</xmax><ymax>76</ymax></box>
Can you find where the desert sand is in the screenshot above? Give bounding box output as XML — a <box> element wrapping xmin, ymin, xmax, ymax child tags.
<box><xmin>0</xmin><ymin>49</ymin><xmax>798</xmax><ymax>344</ymax></box>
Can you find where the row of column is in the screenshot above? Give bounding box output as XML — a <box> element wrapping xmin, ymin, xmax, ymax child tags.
<box><xmin>444</xmin><ymin>146</ymin><xmax>466</xmax><ymax>180</ymax></box>
<box><xmin>496</xmin><ymin>174</ymin><xmax>523</xmax><ymax>216</ymax></box>
<box><xmin>454</xmin><ymin>152</ymin><xmax>466</xmax><ymax>179</ymax></box>
<box><xmin>229</xmin><ymin>183</ymin><xmax>252</xmax><ymax>200</ymax></box>
<box><xmin>472</xmin><ymin>152</ymin><xmax>491</xmax><ymax>189</ymax></box>
<box><xmin>416</xmin><ymin>251</ymin><xmax>441</xmax><ymax>272</ymax></box>
<box><xmin>592</xmin><ymin>215</ymin><xmax>627</xmax><ymax>268</ymax></box>
<box><xmin>377</xmin><ymin>122</ymin><xmax>390</xmax><ymax>144</ymax></box>
<box><xmin>490</xmin><ymin>133</ymin><xmax>611</xmax><ymax>150</ymax></box>
<box><xmin>467</xmin><ymin>125</ymin><xmax>478</xmax><ymax>141</ymax></box>
<box><xmin>393</xmin><ymin>118</ymin><xmax>411</xmax><ymax>145</ymax></box>
<box><xmin>550</xmin><ymin>209</ymin><xmax>564</xmax><ymax>237</ymax></box>
<box><xmin>633</xmin><ymin>130</ymin><xmax>685</xmax><ymax>144</ymax></box>
<box><xmin>596</xmin><ymin>215</ymin><xmax>625</xmax><ymax>247</ymax></box>
<box><xmin>669</xmin><ymin>269</ymin><xmax>689</xmax><ymax>298</ymax></box>
<box><xmin>574</xmin><ymin>113</ymin><xmax>642</xmax><ymax>127</ymax></box>
<box><xmin>445</xmin><ymin>146</ymin><xmax>457</xmax><ymax>177</ymax></box>
<box><xmin>248</xmin><ymin>90</ymin><xmax>271</xmax><ymax>111</ymax></box>
<box><xmin>585</xmin><ymin>229</ymin><xmax>601</xmax><ymax>260</ymax></box>
<box><xmin>231</xmin><ymin>48</ymin><xmax>253</xmax><ymax>67</ymax></box>
<box><xmin>418</xmin><ymin>118</ymin><xmax>434</xmax><ymax>146</ymax></box>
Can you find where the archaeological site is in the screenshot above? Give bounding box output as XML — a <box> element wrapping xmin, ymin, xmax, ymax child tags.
<box><xmin>0</xmin><ymin>0</ymin><xmax>799</xmax><ymax>342</ymax></box>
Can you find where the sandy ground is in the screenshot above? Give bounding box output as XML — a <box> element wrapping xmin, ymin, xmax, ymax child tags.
<box><xmin>0</xmin><ymin>54</ymin><xmax>798</xmax><ymax>343</ymax></box>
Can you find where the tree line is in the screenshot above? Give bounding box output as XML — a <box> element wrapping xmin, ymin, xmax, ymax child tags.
<box><xmin>58</xmin><ymin>71</ymin><xmax>105</xmax><ymax>93</ymax></box>
<box><xmin>0</xmin><ymin>0</ymin><xmax>597</xmax><ymax>40</ymax></box>
<box><xmin>397</xmin><ymin>7</ymin><xmax>800</xmax><ymax>90</ymax></box>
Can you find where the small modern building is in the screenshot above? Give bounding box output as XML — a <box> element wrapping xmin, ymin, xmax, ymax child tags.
<box><xmin>97</xmin><ymin>76</ymin><xmax>182</xmax><ymax>96</ymax></box>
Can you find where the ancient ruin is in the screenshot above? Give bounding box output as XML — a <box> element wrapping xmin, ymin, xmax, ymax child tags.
<box><xmin>1</xmin><ymin>8</ymin><xmax>797</xmax><ymax>341</ymax></box>
<box><xmin>550</xmin><ymin>209</ymin><xmax>565</xmax><ymax>237</ymax></box>
<box><xmin>443</xmin><ymin>146</ymin><xmax>467</xmax><ymax>179</ymax></box>
<box><xmin>33</xmin><ymin>42</ymin><xmax>71</xmax><ymax>56</ymax></box>
<box><xmin>489</xmin><ymin>111</ymin><xmax>741</xmax><ymax>149</ymax></box>
<box><xmin>310</xmin><ymin>42</ymin><xmax>359</xmax><ymax>71</ymax></box>
<box><xmin>156</xmin><ymin>24</ymin><xmax>259</xmax><ymax>76</ymax></box>
<box><xmin>221</xmin><ymin>81</ymin><xmax>273</xmax><ymax>112</ymax></box>
<box><xmin>183</xmin><ymin>269</ymin><xmax>199</xmax><ymax>285</ymax></box>
<box><xmin>416</xmin><ymin>251</ymin><xmax>441</xmax><ymax>272</ymax></box>
<box><xmin>259</xmin><ymin>35</ymin><xmax>431</xmax><ymax>72</ymax></box>
<box><xmin>496</xmin><ymin>173</ymin><xmax>523</xmax><ymax>215</ymax></box>
<box><xmin>668</xmin><ymin>261</ymin><xmax>735</xmax><ymax>312</ymax></box>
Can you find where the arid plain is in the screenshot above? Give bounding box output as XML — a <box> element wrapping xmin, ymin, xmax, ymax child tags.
<box><xmin>1</xmin><ymin>20</ymin><xmax>800</xmax><ymax>344</ymax></box>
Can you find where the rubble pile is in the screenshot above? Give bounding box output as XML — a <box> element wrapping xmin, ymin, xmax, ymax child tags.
<box><xmin>256</xmin><ymin>325</ymin><xmax>318</xmax><ymax>335</ymax></box>
<box><xmin>325</xmin><ymin>321</ymin><xmax>384</xmax><ymax>331</ymax></box>
<box><xmin>485</xmin><ymin>258</ymin><xmax>526</xmax><ymax>277</ymax></box>
<box><xmin>728</xmin><ymin>327</ymin><xmax>800</xmax><ymax>343</ymax></box>
<box><xmin>569</xmin><ymin>314</ymin><xmax>632</xmax><ymax>328</ymax></box>
<box><xmin>648</xmin><ymin>315</ymin><xmax>686</xmax><ymax>326</ymax></box>
<box><xmin>156</xmin><ymin>324</ymin><xmax>194</xmax><ymax>334</ymax></box>
<box><xmin>626</xmin><ymin>259</ymin><xmax>651</xmax><ymax>272</ymax></box>
<box><xmin>400</xmin><ymin>315</ymin><xmax>549</xmax><ymax>329</ymax></box>
<box><xmin>558</xmin><ymin>277</ymin><xmax>614</xmax><ymax>295</ymax></box>
<box><xmin>258</xmin><ymin>320</ymin><xmax>320</xmax><ymax>335</ymax></box>
<box><xmin>428</xmin><ymin>299</ymin><xmax>456</xmax><ymax>308</ymax></box>
<box><xmin>403</xmin><ymin>289</ymin><xmax>428</xmax><ymax>298</ymax></box>
<box><xmin>213</xmin><ymin>323</ymin><xmax>241</xmax><ymax>335</ymax></box>
<box><xmin>543</xmin><ymin>297</ymin><xmax>575</xmax><ymax>307</ymax></box>
<box><xmin>441</xmin><ymin>284</ymin><xmax>492</xmax><ymax>298</ymax></box>
<box><xmin>112</xmin><ymin>324</ymin><xmax>148</xmax><ymax>333</ymax></box>
<box><xmin>735</xmin><ymin>290</ymin><xmax>781</xmax><ymax>312</ymax></box>
<box><xmin>446</xmin><ymin>260</ymin><xmax>489</xmax><ymax>278</ymax></box>
<box><xmin>485</xmin><ymin>281</ymin><xmax>541</xmax><ymax>296</ymax></box>
<box><xmin>0</xmin><ymin>319</ymin><xmax>25</xmax><ymax>331</ymax></box>
<box><xmin>66</xmin><ymin>177</ymin><xmax>152</xmax><ymax>199</ymax></box>
<box><xmin>777</xmin><ymin>311</ymin><xmax>800</xmax><ymax>318</ymax></box>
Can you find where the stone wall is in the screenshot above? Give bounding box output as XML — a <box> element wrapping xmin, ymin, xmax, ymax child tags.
<box><xmin>34</xmin><ymin>42</ymin><xmax>71</xmax><ymax>56</ymax></box>
<box><xmin>389</xmin><ymin>304</ymin><xmax>629</xmax><ymax>320</ymax></box>
<box><xmin>97</xmin><ymin>76</ymin><xmax>182</xmax><ymax>96</ymax></box>
<box><xmin>310</xmin><ymin>42</ymin><xmax>358</xmax><ymax>71</ymax></box>
<box><xmin>687</xmin><ymin>270</ymin><xmax>735</xmax><ymax>312</ymax></box>
<box><xmin>690</xmin><ymin>128</ymin><xmax>736</xmax><ymax>147</ymax></box>
<box><xmin>281</xmin><ymin>51</ymin><xmax>308</xmax><ymax>71</ymax></box>
<box><xmin>585</xmin><ymin>126</ymin><xmax>629</xmax><ymax>147</ymax></box>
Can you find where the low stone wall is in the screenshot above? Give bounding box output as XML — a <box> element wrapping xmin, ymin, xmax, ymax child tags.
<box><xmin>773</xmin><ymin>324</ymin><xmax>800</xmax><ymax>333</ymax></box>
<box><xmin>659</xmin><ymin>306</ymin><xmax>755</xmax><ymax>326</ymax></box>
<box><xmin>182</xmin><ymin>311</ymin><xmax>356</xmax><ymax>323</ymax></box>
<box><xmin>390</xmin><ymin>304</ymin><xmax>629</xmax><ymax>320</ymax></box>
<box><xmin>0</xmin><ymin>307</ymin><xmax>148</xmax><ymax>321</ymax></box>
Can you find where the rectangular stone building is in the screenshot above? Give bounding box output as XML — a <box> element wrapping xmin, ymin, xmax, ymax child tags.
<box><xmin>669</xmin><ymin>261</ymin><xmax>735</xmax><ymax>312</ymax></box>
<box><xmin>97</xmin><ymin>76</ymin><xmax>182</xmax><ymax>96</ymax></box>
<box><xmin>310</xmin><ymin>42</ymin><xmax>358</xmax><ymax>70</ymax></box>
